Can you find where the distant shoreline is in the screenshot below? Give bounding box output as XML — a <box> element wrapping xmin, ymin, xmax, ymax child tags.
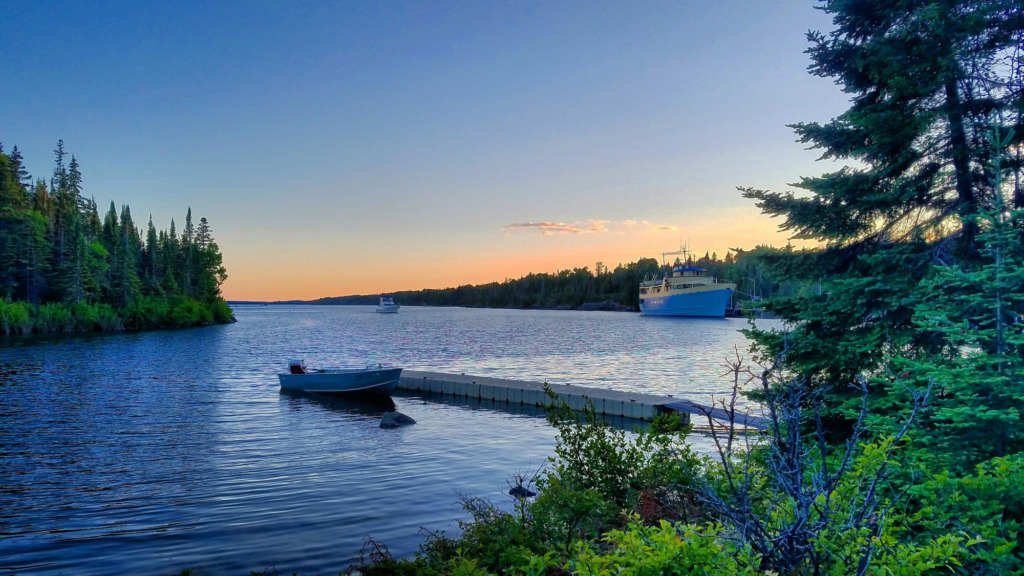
<box><xmin>227</xmin><ymin>300</ymin><xmax>638</xmax><ymax>312</ymax></box>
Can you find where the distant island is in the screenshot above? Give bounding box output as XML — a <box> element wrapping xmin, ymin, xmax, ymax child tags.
<box><xmin>0</xmin><ymin>140</ymin><xmax>233</xmax><ymax>335</ymax></box>
<box><xmin>262</xmin><ymin>247</ymin><xmax>801</xmax><ymax>311</ymax></box>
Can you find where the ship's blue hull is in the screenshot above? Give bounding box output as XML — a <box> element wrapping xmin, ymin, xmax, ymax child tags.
<box><xmin>639</xmin><ymin>287</ymin><xmax>733</xmax><ymax>317</ymax></box>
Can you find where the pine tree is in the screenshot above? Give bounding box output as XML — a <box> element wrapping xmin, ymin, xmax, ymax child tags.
<box><xmin>49</xmin><ymin>140</ymin><xmax>73</xmax><ymax>289</ymax></box>
<box><xmin>194</xmin><ymin>217</ymin><xmax>227</xmax><ymax>302</ymax></box>
<box><xmin>8</xmin><ymin>146</ymin><xmax>30</xmax><ymax>189</ymax></box>
<box><xmin>741</xmin><ymin>1</ymin><xmax>1024</xmax><ymax>437</ymax></box>
<box><xmin>116</xmin><ymin>204</ymin><xmax>141</xmax><ymax>307</ymax></box>
<box><xmin>161</xmin><ymin>219</ymin><xmax>179</xmax><ymax>295</ymax></box>
<box><xmin>101</xmin><ymin>201</ymin><xmax>121</xmax><ymax>302</ymax></box>
<box><xmin>895</xmin><ymin>129</ymin><xmax>1024</xmax><ymax>472</ymax></box>
<box><xmin>745</xmin><ymin>0</ymin><xmax>1023</xmax><ymax>251</ymax></box>
<box><xmin>143</xmin><ymin>215</ymin><xmax>160</xmax><ymax>294</ymax></box>
<box><xmin>0</xmin><ymin>140</ymin><xmax>231</xmax><ymax>329</ymax></box>
<box><xmin>182</xmin><ymin>207</ymin><xmax>195</xmax><ymax>296</ymax></box>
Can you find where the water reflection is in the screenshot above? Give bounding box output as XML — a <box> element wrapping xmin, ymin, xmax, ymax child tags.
<box><xmin>279</xmin><ymin>388</ymin><xmax>397</xmax><ymax>417</ymax></box>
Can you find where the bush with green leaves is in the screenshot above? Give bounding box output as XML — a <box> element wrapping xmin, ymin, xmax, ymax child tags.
<box><xmin>540</xmin><ymin>386</ymin><xmax>702</xmax><ymax>513</ymax></box>
<box><xmin>0</xmin><ymin>299</ymin><xmax>32</xmax><ymax>334</ymax></box>
<box><xmin>907</xmin><ymin>454</ymin><xmax>1024</xmax><ymax>575</ymax></box>
<box><xmin>567</xmin><ymin>519</ymin><xmax>761</xmax><ymax>576</ymax></box>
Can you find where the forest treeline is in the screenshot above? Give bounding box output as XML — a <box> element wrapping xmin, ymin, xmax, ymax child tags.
<box><xmin>299</xmin><ymin>248</ymin><xmax>796</xmax><ymax>310</ymax></box>
<box><xmin>0</xmin><ymin>140</ymin><xmax>232</xmax><ymax>335</ymax></box>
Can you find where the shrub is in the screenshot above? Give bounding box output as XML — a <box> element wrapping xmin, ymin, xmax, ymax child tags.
<box><xmin>541</xmin><ymin>385</ymin><xmax>702</xmax><ymax>516</ymax></box>
<box><xmin>95</xmin><ymin>303</ymin><xmax>123</xmax><ymax>331</ymax></box>
<box><xmin>35</xmin><ymin>303</ymin><xmax>74</xmax><ymax>333</ymax></box>
<box><xmin>567</xmin><ymin>519</ymin><xmax>761</xmax><ymax>575</ymax></box>
<box><xmin>125</xmin><ymin>296</ymin><xmax>171</xmax><ymax>329</ymax></box>
<box><xmin>169</xmin><ymin>297</ymin><xmax>213</xmax><ymax>328</ymax></box>
<box><xmin>69</xmin><ymin>301</ymin><xmax>98</xmax><ymax>331</ymax></box>
<box><xmin>209</xmin><ymin>298</ymin><xmax>235</xmax><ymax>323</ymax></box>
<box><xmin>908</xmin><ymin>454</ymin><xmax>1024</xmax><ymax>574</ymax></box>
<box><xmin>0</xmin><ymin>300</ymin><xmax>32</xmax><ymax>334</ymax></box>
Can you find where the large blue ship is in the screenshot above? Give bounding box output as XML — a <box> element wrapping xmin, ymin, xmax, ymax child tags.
<box><xmin>638</xmin><ymin>251</ymin><xmax>735</xmax><ymax>317</ymax></box>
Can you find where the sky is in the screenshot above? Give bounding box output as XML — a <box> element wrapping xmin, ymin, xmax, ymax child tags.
<box><xmin>1</xmin><ymin>1</ymin><xmax>850</xmax><ymax>301</ymax></box>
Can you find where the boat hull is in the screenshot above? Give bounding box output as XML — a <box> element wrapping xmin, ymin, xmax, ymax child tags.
<box><xmin>639</xmin><ymin>287</ymin><xmax>733</xmax><ymax>317</ymax></box>
<box><xmin>375</xmin><ymin>306</ymin><xmax>399</xmax><ymax>314</ymax></box>
<box><xmin>278</xmin><ymin>367</ymin><xmax>402</xmax><ymax>397</ymax></box>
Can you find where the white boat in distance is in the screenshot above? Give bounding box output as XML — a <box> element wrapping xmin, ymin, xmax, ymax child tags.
<box><xmin>376</xmin><ymin>296</ymin><xmax>400</xmax><ymax>314</ymax></box>
<box><xmin>638</xmin><ymin>248</ymin><xmax>736</xmax><ymax>317</ymax></box>
<box><xmin>279</xmin><ymin>359</ymin><xmax>402</xmax><ymax>397</ymax></box>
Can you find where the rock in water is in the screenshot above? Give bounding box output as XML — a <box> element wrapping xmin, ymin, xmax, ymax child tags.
<box><xmin>380</xmin><ymin>411</ymin><xmax>417</xmax><ymax>429</ymax></box>
<box><xmin>508</xmin><ymin>486</ymin><xmax>537</xmax><ymax>498</ymax></box>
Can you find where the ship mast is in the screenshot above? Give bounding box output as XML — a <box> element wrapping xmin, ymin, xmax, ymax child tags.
<box><xmin>660</xmin><ymin>245</ymin><xmax>691</xmax><ymax>265</ymax></box>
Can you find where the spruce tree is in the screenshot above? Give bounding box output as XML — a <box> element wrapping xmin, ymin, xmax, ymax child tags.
<box><xmin>143</xmin><ymin>216</ymin><xmax>160</xmax><ymax>294</ymax></box>
<box><xmin>194</xmin><ymin>217</ymin><xmax>227</xmax><ymax>302</ymax></box>
<box><xmin>741</xmin><ymin>1</ymin><xmax>1024</xmax><ymax>438</ymax></box>
<box><xmin>182</xmin><ymin>207</ymin><xmax>195</xmax><ymax>297</ymax></box>
<box><xmin>896</xmin><ymin>130</ymin><xmax>1024</xmax><ymax>472</ymax></box>
<box><xmin>8</xmin><ymin>146</ymin><xmax>30</xmax><ymax>189</ymax></box>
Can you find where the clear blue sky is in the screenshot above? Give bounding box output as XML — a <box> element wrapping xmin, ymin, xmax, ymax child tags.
<box><xmin>1</xmin><ymin>1</ymin><xmax>848</xmax><ymax>300</ymax></box>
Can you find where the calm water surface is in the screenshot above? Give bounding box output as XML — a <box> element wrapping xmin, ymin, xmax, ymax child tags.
<box><xmin>0</xmin><ymin>305</ymin><xmax>777</xmax><ymax>574</ymax></box>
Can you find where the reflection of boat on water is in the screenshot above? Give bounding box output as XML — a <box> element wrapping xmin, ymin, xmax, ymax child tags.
<box><xmin>638</xmin><ymin>248</ymin><xmax>736</xmax><ymax>317</ymax></box>
<box><xmin>279</xmin><ymin>387</ymin><xmax>396</xmax><ymax>415</ymax></box>
<box><xmin>278</xmin><ymin>359</ymin><xmax>402</xmax><ymax>398</ymax></box>
<box><xmin>376</xmin><ymin>296</ymin><xmax>400</xmax><ymax>314</ymax></box>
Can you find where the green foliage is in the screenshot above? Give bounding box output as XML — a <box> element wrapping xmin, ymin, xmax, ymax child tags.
<box><xmin>541</xmin><ymin>386</ymin><xmax>701</xmax><ymax>514</ymax></box>
<box><xmin>529</xmin><ymin>476</ymin><xmax>618</xmax><ymax>556</ymax></box>
<box><xmin>909</xmin><ymin>455</ymin><xmax>1024</xmax><ymax>574</ymax></box>
<box><xmin>125</xmin><ymin>295</ymin><xmax>172</xmax><ymax>329</ymax></box>
<box><xmin>34</xmin><ymin>302</ymin><xmax>74</xmax><ymax>333</ymax></box>
<box><xmin>887</xmin><ymin>133</ymin><xmax>1024</xmax><ymax>473</ymax></box>
<box><xmin>0</xmin><ymin>141</ymin><xmax>233</xmax><ymax>334</ymax></box>
<box><xmin>0</xmin><ymin>299</ymin><xmax>32</xmax><ymax>334</ymax></box>
<box><xmin>568</xmin><ymin>520</ymin><xmax>761</xmax><ymax>575</ymax></box>
<box><xmin>169</xmin><ymin>296</ymin><xmax>214</xmax><ymax>328</ymax></box>
<box><xmin>307</xmin><ymin>249</ymin><xmax>805</xmax><ymax>310</ymax></box>
<box><xmin>94</xmin><ymin>303</ymin><xmax>123</xmax><ymax>331</ymax></box>
<box><xmin>68</xmin><ymin>300</ymin><xmax>98</xmax><ymax>330</ymax></box>
<box><xmin>210</xmin><ymin>297</ymin><xmax>235</xmax><ymax>323</ymax></box>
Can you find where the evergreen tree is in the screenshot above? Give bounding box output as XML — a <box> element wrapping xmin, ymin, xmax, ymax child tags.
<box><xmin>894</xmin><ymin>130</ymin><xmax>1024</xmax><ymax>472</ymax></box>
<box><xmin>0</xmin><ymin>140</ymin><xmax>231</xmax><ymax>331</ymax></box>
<box><xmin>182</xmin><ymin>207</ymin><xmax>195</xmax><ymax>296</ymax></box>
<box><xmin>67</xmin><ymin>156</ymin><xmax>84</xmax><ymax>210</ymax></box>
<box><xmin>161</xmin><ymin>219</ymin><xmax>180</xmax><ymax>295</ymax></box>
<box><xmin>745</xmin><ymin>0</ymin><xmax>1023</xmax><ymax>251</ymax></box>
<box><xmin>740</xmin><ymin>1</ymin><xmax>1024</xmax><ymax>440</ymax></box>
<box><xmin>8</xmin><ymin>146</ymin><xmax>31</xmax><ymax>189</ymax></box>
<box><xmin>20</xmin><ymin>210</ymin><xmax>49</xmax><ymax>304</ymax></box>
<box><xmin>101</xmin><ymin>200</ymin><xmax>120</xmax><ymax>300</ymax></box>
<box><xmin>116</xmin><ymin>204</ymin><xmax>142</xmax><ymax>307</ymax></box>
<box><xmin>49</xmin><ymin>140</ymin><xmax>73</xmax><ymax>287</ymax></box>
<box><xmin>60</xmin><ymin>215</ymin><xmax>87</xmax><ymax>305</ymax></box>
<box><xmin>143</xmin><ymin>215</ymin><xmax>160</xmax><ymax>294</ymax></box>
<box><xmin>194</xmin><ymin>217</ymin><xmax>227</xmax><ymax>302</ymax></box>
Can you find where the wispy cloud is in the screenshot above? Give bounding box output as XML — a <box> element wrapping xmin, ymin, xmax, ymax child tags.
<box><xmin>504</xmin><ymin>220</ymin><xmax>610</xmax><ymax>235</ymax></box>
<box><xmin>504</xmin><ymin>219</ymin><xmax>675</xmax><ymax>236</ymax></box>
<box><xmin>621</xmin><ymin>219</ymin><xmax>677</xmax><ymax>232</ymax></box>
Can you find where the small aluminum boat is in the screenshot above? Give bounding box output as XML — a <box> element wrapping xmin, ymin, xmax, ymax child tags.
<box><xmin>279</xmin><ymin>359</ymin><xmax>402</xmax><ymax>397</ymax></box>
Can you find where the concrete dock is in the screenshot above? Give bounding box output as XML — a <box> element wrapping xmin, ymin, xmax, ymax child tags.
<box><xmin>398</xmin><ymin>371</ymin><xmax>767</xmax><ymax>430</ymax></box>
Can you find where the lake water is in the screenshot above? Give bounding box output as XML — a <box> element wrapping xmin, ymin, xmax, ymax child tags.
<box><xmin>0</xmin><ymin>305</ymin><xmax>776</xmax><ymax>574</ymax></box>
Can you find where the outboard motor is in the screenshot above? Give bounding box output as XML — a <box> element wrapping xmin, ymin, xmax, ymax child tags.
<box><xmin>288</xmin><ymin>359</ymin><xmax>306</xmax><ymax>375</ymax></box>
